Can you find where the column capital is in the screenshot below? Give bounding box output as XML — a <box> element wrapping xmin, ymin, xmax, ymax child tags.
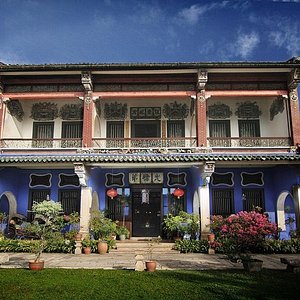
<box><xmin>74</xmin><ymin>163</ymin><xmax>88</xmax><ymax>187</ymax></box>
<box><xmin>197</xmin><ymin>69</ymin><xmax>208</xmax><ymax>91</ymax></box>
<box><xmin>201</xmin><ymin>162</ymin><xmax>215</xmax><ymax>186</ymax></box>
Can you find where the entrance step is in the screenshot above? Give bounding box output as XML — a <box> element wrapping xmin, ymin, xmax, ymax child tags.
<box><xmin>111</xmin><ymin>240</ymin><xmax>178</xmax><ymax>254</ymax></box>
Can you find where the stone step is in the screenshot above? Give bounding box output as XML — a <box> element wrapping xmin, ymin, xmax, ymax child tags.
<box><xmin>112</xmin><ymin>240</ymin><xmax>179</xmax><ymax>254</ymax></box>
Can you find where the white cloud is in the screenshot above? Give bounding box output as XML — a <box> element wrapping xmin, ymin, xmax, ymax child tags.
<box><xmin>235</xmin><ymin>32</ymin><xmax>260</xmax><ymax>58</ymax></box>
<box><xmin>221</xmin><ymin>31</ymin><xmax>260</xmax><ymax>60</ymax></box>
<box><xmin>178</xmin><ymin>1</ymin><xmax>228</xmax><ymax>25</ymax></box>
<box><xmin>269</xmin><ymin>19</ymin><xmax>300</xmax><ymax>57</ymax></box>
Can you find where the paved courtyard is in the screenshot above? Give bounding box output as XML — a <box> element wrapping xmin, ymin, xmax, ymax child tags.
<box><xmin>1</xmin><ymin>252</ymin><xmax>300</xmax><ymax>271</ymax></box>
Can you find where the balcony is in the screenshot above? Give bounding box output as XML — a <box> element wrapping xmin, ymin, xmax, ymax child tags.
<box><xmin>207</xmin><ymin>137</ymin><xmax>291</xmax><ymax>148</ymax></box>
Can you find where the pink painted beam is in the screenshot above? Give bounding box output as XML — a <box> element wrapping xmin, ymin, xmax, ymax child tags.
<box><xmin>206</xmin><ymin>90</ymin><xmax>288</xmax><ymax>97</ymax></box>
<box><xmin>93</xmin><ymin>91</ymin><xmax>195</xmax><ymax>98</ymax></box>
<box><xmin>3</xmin><ymin>92</ymin><xmax>84</xmax><ymax>99</ymax></box>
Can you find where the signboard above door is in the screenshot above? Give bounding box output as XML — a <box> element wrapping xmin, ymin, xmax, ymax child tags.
<box><xmin>129</xmin><ymin>172</ymin><xmax>163</xmax><ymax>184</ymax></box>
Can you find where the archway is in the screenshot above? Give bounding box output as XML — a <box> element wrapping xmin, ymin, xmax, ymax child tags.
<box><xmin>0</xmin><ymin>191</ymin><xmax>17</xmax><ymax>220</ymax></box>
<box><xmin>276</xmin><ymin>191</ymin><xmax>296</xmax><ymax>234</ymax></box>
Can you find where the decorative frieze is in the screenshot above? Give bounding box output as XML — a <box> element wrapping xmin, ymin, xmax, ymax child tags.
<box><xmin>5</xmin><ymin>99</ymin><xmax>24</xmax><ymax>121</ymax></box>
<box><xmin>235</xmin><ymin>101</ymin><xmax>261</xmax><ymax>119</ymax></box>
<box><xmin>270</xmin><ymin>96</ymin><xmax>285</xmax><ymax>121</ymax></box>
<box><xmin>59</xmin><ymin>103</ymin><xmax>83</xmax><ymax>120</ymax></box>
<box><xmin>29</xmin><ymin>173</ymin><xmax>52</xmax><ymax>187</ymax></box>
<box><xmin>207</xmin><ymin>103</ymin><xmax>232</xmax><ymax>119</ymax></box>
<box><xmin>105</xmin><ymin>173</ymin><xmax>124</xmax><ymax>187</ymax></box>
<box><xmin>167</xmin><ymin>172</ymin><xmax>187</xmax><ymax>186</ymax></box>
<box><xmin>105</xmin><ymin>102</ymin><xmax>127</xmax><ymax>120</ymax></box>
<box><xmin>130</xmin><ymin>107</ymin><xmax>160</xmax><ymax>119</ymax></box>
<box><xmin>32</xmin><ymin>85</ymin><xmax>58</xmax><ymax>92</ymax></box>
<box><xmin>163</xmin><ymin>101</ymin><xmax>189</xmax><ymax>119</ymax></box>
<box><xmin>59</xmin><ymin>174</ymin><xmax>80</xmax><ymax>187</ymax></box>
<box><xmin>30</xmin><ymin>102</ymin><xmax>58</xmax><ymax>120</ymax></box>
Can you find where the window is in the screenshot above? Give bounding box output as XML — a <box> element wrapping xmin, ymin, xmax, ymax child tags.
<box><xmin>212</xmin><ymin>189</ymin><xmax>234</xmax><ymax>216</ymax></box>
<box><xmin>209</xmin><ymin>120</ymin><xmax>231</xmax><ymax>147</ymax></box>
<box><xmin>61</xmin><ymin>121</ymin><xmax>83</xmax><ymax>148</ymax></box>
<box><xmin>107</xmin><ymin>121</ymin><xmax>124</xmax><ymax>148</ymax></box>
<box><xmin>167</xmin><ymin>120</ymin><xmax>185</xmax><ymax>147</ymax></box>
<box><xmin>32</xmin><ymin>122</ymin><xmax>54</xmax><ymax>148</ymax></box>
<box><xmin>28</xmin><ymin>189</ymin><xmax>50</xmax><ymax>220</ymax></box>
<box><xmin>162</xmin><ymin>188</ymin><xmax>185</xmax><ymax>216</ymax></box>
<box><xmin>238</xmin><ymin>120</ymin><xmax>260</xmax><ymax>146</ymax></box>
<box><xmin>242</xmin><ymin>188</ymin><xmax>265</xmax><ymax>212</ymax></box>
<box><xmin>59</xmin><ymin>189</ymin><xmax>81</xmax><ymax>215</ymax></box>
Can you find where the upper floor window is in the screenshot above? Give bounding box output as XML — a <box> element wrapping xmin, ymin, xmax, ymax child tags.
<box><xmin>167</xmin><ymin>120</ymin><xmax>185</xmax><ymax>147</ymax></box>
<box><xmin>32</xmin><ymin>122</ymin><xmax>54</xmax><ymax>148</ymax></box>
<box><xmin>209</xmin><ymin>120</ymin><xmax>231</xmax><ymax>147</ymax></box>
<box><xmin>107</xmin><ymin>121</ymin><xmax>124</xmax><ymax>148</ymax></box>
<box><xmin>61</xmin><ymin>121</ymin><xmax>83</xmax><ymax>148</ymax></box>
<box><xmin>238</xmin><ymin>120</ymin><xmax>260</xmax><ymax>137</ymax></box>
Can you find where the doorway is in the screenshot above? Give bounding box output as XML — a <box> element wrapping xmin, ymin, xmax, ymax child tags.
<box><xmin>132</xmin><ymin>186</ymin><xmax>162</xmax><ymax>237</ymax></box>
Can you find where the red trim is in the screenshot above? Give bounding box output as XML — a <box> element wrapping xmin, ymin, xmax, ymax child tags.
<box><xmin>206</xmin><ymin>90</ymin><xmax>288</xmax><ymax>97</ymax></box>
<box><xmin>3</xmin><ymin>92</ymin><xmax>84</xmax><ymax>99</ymax></box>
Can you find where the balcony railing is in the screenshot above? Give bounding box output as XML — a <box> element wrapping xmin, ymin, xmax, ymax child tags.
<box><xmin>0</xmin><ymin>138</ymin><xmax>83</xmax><ymax>149</ymax></box>
<box><xmin>92</xmin><ymin>137</ymin><xmax>198</xmax><ymax>149</ymax></box>
<box><xmin>207</xmin><ymin>137</ymin><xmax>291</xmax><ymax>148</ymax></box>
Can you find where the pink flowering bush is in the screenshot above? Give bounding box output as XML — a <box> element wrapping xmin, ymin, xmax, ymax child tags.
<box><xmin>210</xmin><ymin>211</ymin><xmax>278</xmax><ymax>259</ymax></box>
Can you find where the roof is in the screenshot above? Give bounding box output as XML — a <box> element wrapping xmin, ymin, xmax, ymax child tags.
<box><xmin>0</xmin><ymin>153</ymin><xmax>299</xmax><ymax>164</ymax></box>
<box><xmin>0</xmin><ymin>59</ymin><xmax>299</xmax><ymax>73</ymax></box>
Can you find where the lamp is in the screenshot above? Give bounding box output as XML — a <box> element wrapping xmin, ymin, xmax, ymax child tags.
<box><xmin>173</xmin><ymin>188</ymin><xmax>184</xmax><ymax>199</ymax></box>
<box><xmin>107</xmin><ymin>188</ymin><xmax>118</xmax><ymax>199</ymax></box>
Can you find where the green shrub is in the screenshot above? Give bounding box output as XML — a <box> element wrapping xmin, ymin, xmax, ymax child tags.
<box><xmin>174</xmin><ymin>240</ymin><xmax>209</xmax><ymax>253</ymax></box>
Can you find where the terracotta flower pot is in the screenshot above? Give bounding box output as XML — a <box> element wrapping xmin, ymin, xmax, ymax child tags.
<box><xmin>75</xmin><ymin>233</ymin><xmax>82</xmax><ymax>241</ymax></box>
<box><xmin>83</xmin><ymin>247</ymin><xmax>92</xmax><ymax>254</ymax></box>
<box><xmin>145</xmin><ymin>260</ymin><xmax>157</xmax><ymax>272</ymax></box>
<box><xmin>28</xmin><ymin>260</ymin><xmax>45</xmax><ymax>271</ymax></box>
<box><xmin>97</xmin><ymin>241</ymin><xmax>108</xmax><ymax>255</ymax></box>
<box><xmin>207</xmin><ymin>233</ymin><xmax>215</xmax><ymax>242</ymax></box>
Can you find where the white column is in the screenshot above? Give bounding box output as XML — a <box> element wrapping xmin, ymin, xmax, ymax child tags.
<box><xmin>198</xmin><ymin>184</ymin><xmax>211</xmax><ymax>237</ymax></box>
<box><xmin>74</xmin><ymin>163</ymin><xmax>92</xmax><ymax>237</ymax></box>
<box><xmin>293</xmin><ymin>184</ymin><xmax>300</xmax><ymax>231</ymax></box>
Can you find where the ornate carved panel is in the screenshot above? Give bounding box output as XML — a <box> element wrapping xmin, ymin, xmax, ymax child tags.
<box><xmin>59</xmin><ymin>174</ymin><xmax>80</xmax><ymax>187</ymax></box>
<box><xmin>32</xmin><ymin>85</ymin><xmax>58</xmax><ymax>92</ymax></box>
<box><xmin>130</xmin><ymin>107</ymin><xmax>161</xmax><ymax>119</ymax></box>
<box><xmin>5</xmin><ymin>85</ymin><xmax>31</xmax><ymax>92</ymax></box>
<box><xmin>163</xmin><ymin>101</ymin><xmax>189</xmax><ymax>120</ymax></box>
<box><xmin>30</xmin><ymin>102</ymin><xmax>58</xmax><ymax>121</ymax></box>
<box><xmin>29</xmin><ymin>173</ymin><xmax>52</xmax><ymax>187</ymax></box>
<box><xmin>241</xmin><ymin>172</ymin><xmax>264</xmax><ymax>186</ymax></box>
<box><xmin>105</xmin><ymin>173</ymin><xmax>124</xmax><ymax>187</ymax></box>
<box><xmin>211</xmin><ymin>172</ymin><xmax>234</xmax><ymax>186</ymax></box>
<box><xmin>270</xmin><ymin>96</ymin><xmax>285</xmax><ymax>121</ymax></box>
<box><xmin>167</xmin><ymin>172</ymin><xmax>187</xmax><ymax>186</ymax></box>
<box><xmin>59</xmin><ymin>103</ymin><xmax>83</xmax><ymax>120</ymax></box>
<box><xmin>104</xmin><ymin>102</ymin><xmax>127</xmax><ymax>120</ymax></box>
<box><xmin>207</xmin><ymin>103</ymin><xmax>232</xmax><ymax>119</ymax></box>
<box><xmin>235</xmin><ymin>101</ymin><xmax>261</xmax><ymax>119</ymax></box>
<box><xmin>6</xmin><ymin>100</ymin><xmax>24</xmax><ymax>121</ymax></box>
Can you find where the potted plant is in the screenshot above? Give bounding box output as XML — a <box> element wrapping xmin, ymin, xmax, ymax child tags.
<box><xmin>145</xmin><ymin>237</ymin><xmax>161</xmax><ymax>272</ymax></box>
<box><xmin>28</xmin><ymin>200</ymin><xmax>63</xmax><ymax>270</ymax></box>
<box><xmin>117</xmin><ymin>226</ymin><xmax>129</xmax><ymax>241</ymax></box>
<box><xmin>90</xmin><ymin>210</ymin><xmax>117</xmax><ymax>254</ymax></box>
<box><xmin>82</xmin><ymin>234</ymin><xmax>92</xmax><ymax>254</ymax></box>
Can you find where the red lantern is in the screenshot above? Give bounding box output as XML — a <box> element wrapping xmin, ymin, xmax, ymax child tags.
<box><xmin>107</xmin><ymin>188</ymin><xmax>118</xmax><ymax>199</ymax></box>
<box><xmin>173</xmin><ymin>188</ymin><xmax>184</xmax><ymax>199</ymax></box>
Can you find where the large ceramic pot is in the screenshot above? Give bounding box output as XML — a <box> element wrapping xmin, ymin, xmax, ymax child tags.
<box><xmin>145</xmin><ymin>260</ymin><xmax>157</xmax><ymax>272</ymax></box>
<box><xmin>28</xmin><ymin>260</ymin><xmax>45</xmax><ymax>271</ymax></box>
<box><xmin>97</xmin><ymin>241</ymin><xmax>108</xmax><ymax>255</ymax></box>
<box><xmin>207</xmin><ymin>233</ymin><xmax>215</xmax><ymax>242</ymax></box>
<box><xmin>242</xmin><ymin>259</ymin><xmax>263</xmax><ymax>272</ymax></box>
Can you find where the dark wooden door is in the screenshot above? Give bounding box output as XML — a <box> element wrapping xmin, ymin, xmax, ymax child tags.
<box><xmin>132</xmin><ymin>187</ymin><xmax>162</xmax><ymax>237</ymax></box>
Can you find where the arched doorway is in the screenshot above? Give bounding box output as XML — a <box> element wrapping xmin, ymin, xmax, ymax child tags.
<box><xmin>0</xmin><ymin>191</ymin><xmax>17</xmax><ymax>220</ymax></box>
<box><xmin>276</xmin><ymin>191</ymin><xmax>297</xmax><ymax>238</ymax></box>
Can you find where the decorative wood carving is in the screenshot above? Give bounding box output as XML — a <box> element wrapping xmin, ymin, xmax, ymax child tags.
<box><xmin>270</xmin><ymin>96</ymin><xmax>285</xmax><ymax>121</ymax></box>
<box><xmin>6</xmin><ymin>100</ymin><xmax>24</xmax><ymax>121</ymax></box>
<box><xmin>163</xmin><ymin>101</ymin><xmax>189</xmax><ymax>120</ymax></box>
<box><xmin>104</xmin><ymin>102</ymin><xmax>127</xmax><ymax>120</ymax></box>
<box><xmin>207</xmin><ymin>103</ymin><xmax>232</xmax><ymax>119</ymax></box>
<box><xmin>130</xmin><ymin>107</ymin><xmax>160</xmax><ymax>119</ymax></box>
<box><xmin>59</xmin><ymin>103</ymin><xmax>83</xmax><ymax>120</ymax></box>
<box><xmin>30</xmin><ymin>102</ymin><xmax>58</xmax><ymax>120</ymax></box>
<box><xmin>235</xmin><ymin>101</ymin><xmax>261</xmax><ymax>119</ymax></box>
<box><xmin>197</xmin><ymin>70</ymin><xmax>208</xmax><ymax>91</ymax></box>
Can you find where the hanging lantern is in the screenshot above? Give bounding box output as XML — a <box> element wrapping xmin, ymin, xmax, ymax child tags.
<box><xmin>107</xmin><ymin>188</ymin><xmax>118</xmax><ymax>199</ymax></box>
<box><xmin>173</xmin><ymin>188</ymin><xmax>184</xmax><ymax>199</ymax></box>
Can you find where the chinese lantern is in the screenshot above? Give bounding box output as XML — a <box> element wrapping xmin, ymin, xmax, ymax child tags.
<box><xmin>107</xmin><ymin>188</ymin><xmax>118</xmax><ymax>199</ymax></box>
<box><xmin>173</xmin><ymin>188</ymin><xmax>184</xmax><ymax>199</ymax></box>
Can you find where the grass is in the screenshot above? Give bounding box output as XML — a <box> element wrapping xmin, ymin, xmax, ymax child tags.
<box><xmin>0</xmin><ymin>268</ymin><xmax>300</xmax><ymax>300</ymax></box>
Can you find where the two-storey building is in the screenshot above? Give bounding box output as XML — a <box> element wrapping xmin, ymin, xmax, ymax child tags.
<box><xmin>0</xmin><ymin>59</ymin><xmax>299</xmax><ymax>238</ymax></box>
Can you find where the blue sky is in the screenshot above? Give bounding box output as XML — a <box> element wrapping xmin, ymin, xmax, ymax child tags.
<box><xmin>0</xmin><ymin>0</ymin><xmax>300</xmax><ymax>64</ymax></box>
